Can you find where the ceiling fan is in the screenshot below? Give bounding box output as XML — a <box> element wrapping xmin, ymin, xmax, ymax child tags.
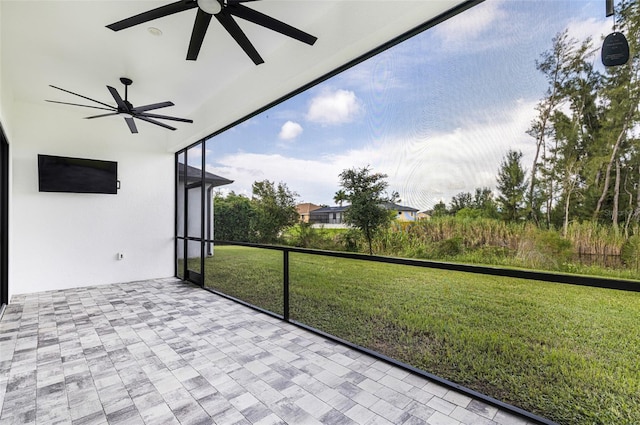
<box><xmin>46</xmin><ymin>78</ymin><xmax>193</xmax><ymax>134</ymax></box>
<box><xmin>106</xmin><ymin>0</ymin><xmax>317</xmax><ymax>64</ymax></box>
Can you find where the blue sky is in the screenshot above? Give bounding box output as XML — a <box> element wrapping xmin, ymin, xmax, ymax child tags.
<box><xmin>203</xmin><ymin>0</ymin><xmax>611</xmax><ymax>211</ymax></box>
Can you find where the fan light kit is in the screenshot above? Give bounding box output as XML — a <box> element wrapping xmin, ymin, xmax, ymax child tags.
<box><xmin>46</xmin><ymin>78</ymin><xmax>193</xmax><ymax>134</ymax></box>
<box><xmin>197</xmin><ymin>0</ymin><xmax>222</xmax><ymax>15</ymax></box>
<box><xmin>106</xmin><ymin>0</ymin><xmax>317</xmax><ymax>63</ymax></box>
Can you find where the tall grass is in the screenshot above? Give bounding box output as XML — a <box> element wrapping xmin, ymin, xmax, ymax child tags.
<box><xmin>565</xmin><ymin>221</ymin><xmax>627</xmax><ymax>256</ymax></box>
<box><xmin>284</xmin><ymin>218</ymin><xmax>640</xmax><ymax>280</ymax></box>
<box><xmin>374</xmin><ymin>217</ymin><xmax>526</xmax><ymax>256</ymax></box>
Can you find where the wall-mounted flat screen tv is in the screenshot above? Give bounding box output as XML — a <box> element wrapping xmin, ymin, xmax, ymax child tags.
<box><xmin>38</xmin><ymin>154</ymin><xmax>118</xmax><ymax>194</ymax></box>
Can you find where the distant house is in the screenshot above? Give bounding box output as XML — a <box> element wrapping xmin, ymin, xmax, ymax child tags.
<box><xmin>382</xmin><ymin>202</ymin><xmax>420</xmax><ymax>222</ymax></box>
<box><xmin>296</xmin><ymin>203</ymin><xmax>322</xmax><ymax>223</ymax></box>
<box><xmin>177</xmin><ymin>163</ymin><xmax>233</xmax><ymax>257</ymax></box>
<box><xmin>417</xmin><ymin>210</ymin><xmax>432</xmax><ymax>220</ymax></box>
<box><xmin>309</xmin><ymin>206</ymin><xmax>347</xmax><ymax>227</ymax></box>
<box><xmin>309</xmin><ymin>202</ymin><xmax>419</xmax><ymax>227</ymax></box>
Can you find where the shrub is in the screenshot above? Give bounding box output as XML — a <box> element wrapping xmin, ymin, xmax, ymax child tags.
<box><xmin>339</xmin><ymin>228</ymin><xmax>362</xmax><ymax>252</ymax></box>
<box><xmin>467</xmin><ymin>245</ymin><xmax>513</xmax><ymax>264</ymax></box>
<box><xmin>288</xmin><ymin>222</ymin><xmax>318</xmax><ymax>248</ymax></box>
<box><xmin>434</xmin><ymin>237</ymin><xmax>464</xmax><ymax>257</ymax></box>
<box><xmin>621</xmin><ymin>235</ymin><xmax>640</xmax><ymax>271</ymax></box>
<box><xmin>287</xmin><ymin>223</ymin><xmax>345</xmax><ymax>251</ymax></box>
<box><xmin>517</xmin><ymin>229</ymin><xmax>572</xmax><ymax>270</ymax></box>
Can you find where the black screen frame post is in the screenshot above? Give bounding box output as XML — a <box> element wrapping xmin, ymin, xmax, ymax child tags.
<box><xmin>0</xmin><ymin>123</ymin><xmax>9</xmax><ymax>309</ymax></box>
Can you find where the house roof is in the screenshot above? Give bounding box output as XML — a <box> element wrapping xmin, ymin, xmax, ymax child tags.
<box><xmin>310</xmin><ymin>206</ymin><xmax>347</xmax><ymax>214</ymax></box>
<box><xmin>1</xmin><ymin>1</ymin><xmax>480</xmax><ymax>151</ymax></box>
<box><xmin>381</xmin><ymin>202</ymin><xmax>420</xmax><ymax>212</ymax></box>
<box><xmin>178</xmin><ymin>162</ymin><xmax>233</xmax><ymax>187</ymax></box>
<box><xmin>311</xmin><ymin>203</ymin><xmax>419</xmax><ymax>214</ymax></box>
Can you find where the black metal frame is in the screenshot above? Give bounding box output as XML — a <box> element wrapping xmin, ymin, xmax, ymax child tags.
<box><xmin>0</xmin><ymin>122</ymin><xmax>8</xmax><ymax>312</ymax></box>
<box><xmin>175</xmin><ymin>144</ymin><xmax>208</xmax><ymax>287</ymax></box>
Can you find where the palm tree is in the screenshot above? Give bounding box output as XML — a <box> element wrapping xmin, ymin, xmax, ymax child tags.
<box><xmin>334</xmin><ymin>189</ymin><xmax>347</xmax><ymax>207</ymax></box>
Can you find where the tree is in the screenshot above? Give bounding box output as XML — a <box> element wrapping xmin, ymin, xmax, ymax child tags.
<box><xmin>449</xmin><ymin>192</ymin><xmax>472</xmax><ymax>215</ymax></box>
<box><xmin>592</xmin><ymin>0</ymin><xmax>640</xmax><ymax>226</ymax></box>
<box><xmin>542</xmin><ymin>43</ymin><xmax>600</xmax><ymax>232</ymax></box>
<box><xmin>527</xmin><ymin>30</ymin><xmax>593</xmax><ymax>226</ymax></box>
<box><xmin>448</xmin><ymin>188</ymin><xmax>498</xmax><ymax>219</ymax></box>
<box><xmin>333</xmin><ymin>189</ymin><xmax>347</xmax><ymax>207</ymax></box>
<box><xmin>338</xmin><ymin>166</ymin><xmax>395</xmax><ymax>254</ymax></box>
<box><xmin>473</xmin><ymin>187</ymin><xmax>499</xmax><ymax>219</ymax></box>
<box><xmin>251</xmin><ymin>180</ymin><xmax>299</xmax><ymax>243</ymax></box>
<box><xmin>525</xmin><ymin>0</ymin><xmax>640</xmax><ymax>231</ymax></box>
<box><xmin>213</xmin><ymin>191</ymin><xmax>255</xmax><ymax>242</ymax></box>
<box><xmin>549</xmin><ymin>111</ymin><xmax>586</xmax><ymax>234</ymax></box>
<box><xmin>496</xmin><ymin>150</ymin><xmax>528</xmax><ymax>222</ymax></box>
<box><xmin>431</xmin><ymin>201</ymin><xmax>448</xmax><ymax>217</ymax></box>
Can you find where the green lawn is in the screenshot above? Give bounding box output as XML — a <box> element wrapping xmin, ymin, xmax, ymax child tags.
<box><xmin>203</xmin><ymin>245</ymin><xmax>640</xmax><ymax>425</ymax></box>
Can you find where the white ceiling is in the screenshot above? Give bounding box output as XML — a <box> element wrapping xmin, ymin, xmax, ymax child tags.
<box><xmin>1</xmin><ymin>0</ymin><xmax>477</xmax><ymax>152</ymax></box>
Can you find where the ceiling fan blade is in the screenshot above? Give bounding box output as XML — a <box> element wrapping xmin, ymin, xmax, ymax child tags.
<box><xmin>45</xmin><ymin>100</ymin><xmax>115</xmax><ymax>112</ymax></box>
<box><xmin>227</xmin><ymin>3</ymin><xmax>317</xmax><ymax>46</ymax></box>
<box><xmin>215</xmin><ymin>12</ymin><xmax>263</xmax><ymax>65</ymax></box>
<box><xmin>125</xmin><ymin>117</ymin><xmax>138</xmax><ymax>134</ymax></box>
<box><xmin>49</xmin><ymin>85</ymin><xmax>115</xmax><ymax>109</ymax></box>
<box><xmin>85</xmin><ymin>112</ymin><xmax>120</xmax><ymax>119</ymax></box>
<box><xmin>107</xmin><ymin>1</ymin><xmax>198</xmax><ymax>31</ymax></box>
<box><xmin>137</xmin><ymin>112</ymin><xmax>193</xmax><ymax>123</ymax></box>
<box><xmin>107</xmin><ymin>86</ymin><xmax>128</xmax><ymax>111</ymax></box>
<box><xmin>187</xmin><ymin>9</ymin><xmax>213</xmax><ymax>61</ymax></box>
<box><xmin>136</xmin><ymin>115</ymin><xmax>177</xmax><ymax>131</ymax></box>
<box><xmin>131</xmin><ymin>101</ymin><xmax>175</xmax><ymax>113</ymax></box>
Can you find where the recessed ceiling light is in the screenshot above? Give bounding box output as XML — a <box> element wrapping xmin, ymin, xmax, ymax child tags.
<box><xmin>147</xmin><ymin>27</ymin><xmax>163</xmax><ymax>36</ymax></box>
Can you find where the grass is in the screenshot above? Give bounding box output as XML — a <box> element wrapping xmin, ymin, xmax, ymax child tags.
<box><xmin>203</xmin><ymin>246</ymin><xmax>284</xmax><ymax>315</ymax></box>
<box><xmin>203</xmin><ymin>245</ymin><xmax>640</xmax><ymax>425</ymax></box>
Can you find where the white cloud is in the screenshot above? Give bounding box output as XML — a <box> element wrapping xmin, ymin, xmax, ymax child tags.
<box><xmin>386</xmin><ymin>101</ymin><xmax>537</xmax><ymax>210</ymax></box>
<box><xmin>306</xmin><ymin>89</ymin><xmax>362</xmax><ymax>125</ymax></box>
<box><xmin>209</xmin><ymin>100</ymin><xmax>539</xmax><ymax>211</ymax></box>
<box><xmin>566</xmin><ymin>16</ymin><xmax>611</xmax><ymax>45</ymax></box>
<box><xmin>433</xmin><ymin>0</ymin><xmax>507</xmax><ymax>47</ymax></box>
<box><xmin>183</xmin><ymin>145</ymin><xmax>211</xmax><ymax>165</ymax></box>
<box><xmin>278</xmin><ymin>121</ymin><xmax>303</xmax><ymax>140</ymax></box>
<box><xmin>207</xmin><ymin>154</ymin><xmax>340</xmax><ymax>203</ymax></box>
<box><xmin>335</xmin><ymin>55</ymin><xmax>406</xmax><ymax>93</ymax></box>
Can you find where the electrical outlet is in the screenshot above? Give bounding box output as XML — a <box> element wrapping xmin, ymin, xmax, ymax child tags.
<box><xmin>117</xmin><ymin>253</ymin><xmax>124</xmax><ymax>260</ymax></box>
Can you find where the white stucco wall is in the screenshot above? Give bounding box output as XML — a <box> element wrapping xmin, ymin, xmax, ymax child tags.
<box><xmin>8</xmin><ymin>101</ymin><xmax>175</xmax><ymax>298</ymax></box>
<box><xmin>0</xmin><ymin>0</ymin><xmax>13</xmax><ymax>139</ymax></box>
<box><xmin>0</xmin><ymin>1</ymin><xmax>3</xmax><ymax>127</ymax></box>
